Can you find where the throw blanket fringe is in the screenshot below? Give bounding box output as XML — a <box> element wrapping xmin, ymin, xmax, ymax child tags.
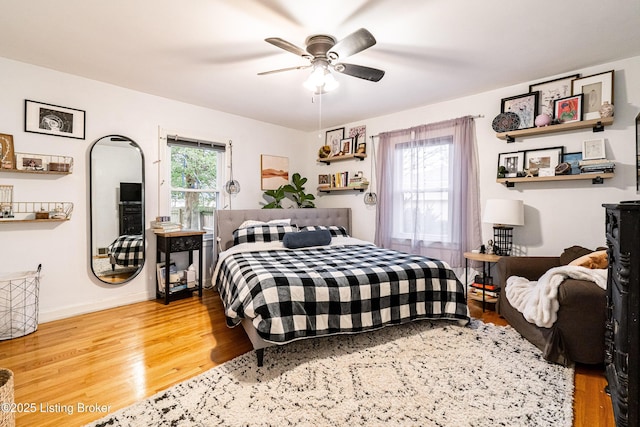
<box><xmin>506</xmin><ymin>266</ymin><xmax>607</xmax><ymax>328</ymax></box>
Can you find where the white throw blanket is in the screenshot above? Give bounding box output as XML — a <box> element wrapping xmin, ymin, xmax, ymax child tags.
<box><xmin>506</xmin><ymin>266</ymin><xmax>607</xmax><ymax>328</ymax></box>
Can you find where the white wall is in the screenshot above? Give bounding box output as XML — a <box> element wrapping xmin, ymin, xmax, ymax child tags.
<box><xmin>305</xmin><ymin>55</ymin><xmax>640</xmax><ymax>257</ymax></box>
<box><xmin>1</xmin><ymin>54</ymin><xmax>639</xmax><ymax>323</ymax></box>
<box><xmin>0</xmin><ymin>57</ymin><xmax>307</xmax><ymax>322</ymax></box>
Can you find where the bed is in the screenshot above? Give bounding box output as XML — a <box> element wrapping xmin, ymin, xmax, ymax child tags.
<box><xmin>212</xmin><ymin>208</ymin><xmax>469</xmax><ymax>366</ymax></box>
<box><xmin>107</xmin><ymin>234</ymin><xmax>144</xmax><ymax>270</ymax></box>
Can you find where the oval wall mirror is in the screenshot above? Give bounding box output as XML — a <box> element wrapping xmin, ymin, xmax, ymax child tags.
<box><xmin>90</xmin><ymin>135</ymin><xmax>145</xmax><ymax>284</ymax></box>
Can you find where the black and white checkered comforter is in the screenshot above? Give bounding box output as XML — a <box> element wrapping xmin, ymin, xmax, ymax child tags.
<box><xmin>108</xmin><ymin>235</ymin><xmax>143</xmax><ymax>267</ymax></box>
<box><xmin>214</xmin><ymin>240</ymin><xmax>469</xmax><ymax>343</ymax></box>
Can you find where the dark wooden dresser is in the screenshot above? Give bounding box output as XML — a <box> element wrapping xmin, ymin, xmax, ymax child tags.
<box><xmin>603</xmin><ymin>201</ymin><xmax>640</xmax><ymax>427</ymax></box>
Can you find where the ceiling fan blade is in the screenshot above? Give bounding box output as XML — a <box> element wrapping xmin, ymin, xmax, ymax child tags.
<box><xmin>328</xmin><ymin>28</ymin><xmax>376</xmax><ymax>60</ymax></box>
<box><xmin>265</xmin><ymin>37</ymin><xmax>309</xmax><ymax>57</ymax></box>
<box><xmin>334</xmin><ymin>63</ymin><xmax>385</xmax><ymax>82</ymax></box>
<box><xmin>257</xmin><ymin>65</ymin><xmax>311</xmax><ymax>75</ymax></box>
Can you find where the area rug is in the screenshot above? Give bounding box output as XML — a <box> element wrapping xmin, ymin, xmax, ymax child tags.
<box><xmin>87</xmin><ymin>320</ymin><xmax>574</xmax><ymax>427</ymax></box>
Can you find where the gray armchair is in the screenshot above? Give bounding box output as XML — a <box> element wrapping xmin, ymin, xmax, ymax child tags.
<box><xmin>496</xmin><ymin>247</ymin><xmax>606</xmax><ymax>366</ymax></box>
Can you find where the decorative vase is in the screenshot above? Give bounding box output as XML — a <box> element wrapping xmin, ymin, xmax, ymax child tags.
<box><xmin>599</xmin><ymin>101</ymin><xmax>614</xmax><ymax>118</ymax></box>
<box><xmin>534</xmin><ymin>114</ymin><xmax>552</xmax><ymax>127</ymax></box>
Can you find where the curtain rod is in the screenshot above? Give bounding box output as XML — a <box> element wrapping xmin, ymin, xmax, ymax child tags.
<box><xmin>368</xmin><ymin>114</ymin><xmax>485</xmax><ymax>139</ymax></box>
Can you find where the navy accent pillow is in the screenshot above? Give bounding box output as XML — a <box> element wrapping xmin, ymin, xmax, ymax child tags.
<box><xmin>283</xmin><ymin>230</ymin><xmax>332</xmax><ymax>249</ymax></box>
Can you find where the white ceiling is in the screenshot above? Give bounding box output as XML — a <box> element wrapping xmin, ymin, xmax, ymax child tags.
<box><xmin>1</xmin><ymin>0</ymin><xmax>639</xmax><ymax>132</ymax></box>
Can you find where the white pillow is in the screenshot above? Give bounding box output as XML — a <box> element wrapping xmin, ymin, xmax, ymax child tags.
<box><xmin>238</xmin><ymin>218</ymin><xmax>291</xmax><ymax>229</ymax></box>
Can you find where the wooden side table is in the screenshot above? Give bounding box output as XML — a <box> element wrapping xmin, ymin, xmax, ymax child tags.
<box><xmin>156</xmin><ymin>230</ymin><xmax>205</xmax><ymax>305</ymax></box>
<box><xmin>463</xmin><ymin>252</ymin><xmax>501</xmax><ymax>311</ymax></box>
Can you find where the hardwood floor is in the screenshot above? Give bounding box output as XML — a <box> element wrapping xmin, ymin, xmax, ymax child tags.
<box><xmin>0</xmin><ymin>291</ymin><xmax>614</xmax><ymax>426</ymax></box>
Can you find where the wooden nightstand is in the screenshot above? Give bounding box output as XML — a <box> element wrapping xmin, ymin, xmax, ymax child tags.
<box><xmin>463</xmin><ymin>252</ymin><xmax>501</xmax><ymax>312</ymax></box>
<box><xmin>156</xmin><ymin>230</ymin><xmax>205</xmax><ymax>305</ymax></box>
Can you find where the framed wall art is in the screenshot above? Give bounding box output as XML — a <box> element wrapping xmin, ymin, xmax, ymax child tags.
<box><xmin>24</xmin><ymin>100</ymin><xmax>86</xmax><ymax>139</ymax></box>
<box><xmin>260</xmin><ymin>154</ymin><xmax>289</xmax><ymax>190</ymax></box>
<box><xmin>348</xmin><ymin>125</ymin><xmax>366</xmax><ymax>146</ymax></box>
<box><xmin>524</xmin><ymin>147</ymin><xmax>563</xmax><ymax>176</ymax></box>
<box><xmin>0</xmin><ymin>133</ymin><xmax>15</xmax><ymax>169</ymax></box>
<box><xmin>325</xmin><ymin>127</ymin><xmax>345</xmax><ymax>156</ymax></box>
<box><xmin>553</xmin><ymin>94</ymin><xmax>583</xmax><ymax>123</ymax></box>
<box><xmin>571</xmin><ymin>70</ymin><xmax>614</xmax><ymax>120</ymax></box>
<box><xmin>497</xmin><ymin>151</ymin><xmax>524</xmax><ymax>178</ymax></box>
<box><xmin>340</xmin><ymin>137</ymin><xmax>354</xmax><ymax>155</ymax></box>
<box><xmin>501</xmin><ymin>92</ymin><xmax>539</xmax><ymax>130</ymax></box>
<box><xmin>529</xmin><ymin>74</ymin><xmax>579</xmax><ymax>118</ymax></box>
<box><xmin>582</xmin><ymin>139</ymin><xmax>606</xmax><ymax>160</ymax></box>
<box><xmin>562</xmin><ymin>152</ymin><xmax>583</xmax><ymax>175</ymax></box>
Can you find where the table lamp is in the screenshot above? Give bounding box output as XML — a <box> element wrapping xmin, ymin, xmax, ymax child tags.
<box><xmin>482</xmin><ymin>199</ymin><xmax>524</xmax><ymax>256</ymax></box>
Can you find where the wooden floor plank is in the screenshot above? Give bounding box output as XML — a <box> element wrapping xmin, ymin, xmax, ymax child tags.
<box><xmin>0</xmin><ymin>291</ymin><xmax>614</xmax><ymax>426</ymax></box>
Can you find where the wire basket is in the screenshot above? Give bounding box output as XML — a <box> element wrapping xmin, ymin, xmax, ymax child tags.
<box><xmin>0</xmin><ymin>265</ymin><xmax>41</xmax><ymax>340</ymax></box>
<box><xmin>0</xmin><ymin>368</ymin><xmax>14</xmax><ymax>427</ymax></box>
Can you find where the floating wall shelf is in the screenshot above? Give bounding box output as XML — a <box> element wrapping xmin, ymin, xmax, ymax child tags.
<box><xmin>496</xmin><ymin>117</ymin><xmax>614</xmax><ymax>142</ymax></box>
<box><xmin>317</xmin><ymin>153</ymin><xmax>366</xmax><ymax>165</ymax></box>
<box><xmin>497</xmin><ymin>173</ymin><xmax>614</xmax><ymax>187</ymax></box>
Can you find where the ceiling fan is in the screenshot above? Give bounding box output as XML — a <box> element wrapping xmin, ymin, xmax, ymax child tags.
<box><xmin>258</xmin><ymin>28</ymin><xmax>385</xmax><ymax>91</ymax></box>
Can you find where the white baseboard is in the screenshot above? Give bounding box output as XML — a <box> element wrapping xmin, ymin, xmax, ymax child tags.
<box><xmin>38</xmin><ymin>291</ymin><xmax>154</xmax><ymax>323</ymax></box>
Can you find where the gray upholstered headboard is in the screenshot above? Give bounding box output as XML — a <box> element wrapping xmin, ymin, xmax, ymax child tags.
<box><xmin>215</xmin><ymin>208</ymin><xmax>351</xmax><ymax>251</ymax></box>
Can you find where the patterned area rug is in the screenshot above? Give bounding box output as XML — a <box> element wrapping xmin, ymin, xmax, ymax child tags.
<box><xmin>86</xmin><ymin>320</ymin><xmax>574</xmax><ymax>427</ymax></box>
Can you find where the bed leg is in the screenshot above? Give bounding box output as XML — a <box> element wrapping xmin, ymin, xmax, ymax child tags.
<box><xmin>256</xmin><ymin>348</ymin><xmax>264</xmax><ymax>367</ymax></box>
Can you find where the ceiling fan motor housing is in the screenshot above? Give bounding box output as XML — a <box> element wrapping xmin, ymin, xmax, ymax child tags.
<box><xmin>305</xmin><ymin>35</ymin><xmax>337</xmax><ymax>59</ymax></box>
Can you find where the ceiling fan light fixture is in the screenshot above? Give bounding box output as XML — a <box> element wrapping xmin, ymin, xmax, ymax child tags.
<box><xmin>303</xmin><ymin>65</ymin><xmax>339</xmax><ymax>93</ymax></box>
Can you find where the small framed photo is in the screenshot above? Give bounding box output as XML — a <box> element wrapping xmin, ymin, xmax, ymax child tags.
<box><xmin>497</xmin><ymin>151</ymin><xmax>524</xmax><ymax>178</ymax></box>
<box><xmin>501</xmin><ymin>92</ymin><xmax>539</xmax><ymax>130</ymax></box>
<box><xmin>562</xmin><ymin>152</ymin><xmax>583</xmax><ymax>175</ymax></box>
<box><xmin>325</xmin><ymin>127</ymin><xmax>345</xmax><ymax>156</ymax></box>
<box><xmin>0</xmin><ymin>133</ymin><xmax>15</xmax><ymax>169</ymax></box>
<box><xmin>318</xmin><ymin>174</ymin><xmax>330</xmax><ymax>186</ymax></box>
<box><xmin>582</xmin><ymin>139</ymin><xmax>606</xmax><ymax>160</ymax></box>
<box><xmin>16</xmin><ymin>153</ymin><xmax>47</xmax><ymax>171</ymax></box>
<box><xmin>356</xmin><ymin>142</ymin><xmax>366</xmax><ymax>154</ymax></box>
<box><xmin>571</xmin><ymin>70</ymin><xmax>614</xmax><ymax>120</ymax></box>
<box><xmin>24</xmin><ymin>100</ymin><xmax>86</xmax><ymax>139</ymax></box>
<box><xmin>524</xmin><ymin>147</ymin><xmax>563</xmax><ymax>175</ymax></box>
<box><xmin>553</xmin><ymin>94</ymin><xmax>583</xmax><ymax>123</ymax></box>
<box><xmin>340</xmin><ymin>137</ymin><xmax>354</xmax><ymax>155</ymax></box>
<box><xmin>529</xmin><ymin>74</ymin><xmax>579</xmax><ymax>118</ymax></box>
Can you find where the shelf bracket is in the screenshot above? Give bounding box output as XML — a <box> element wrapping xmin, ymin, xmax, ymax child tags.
<box><xmin>592</xmin><ymin>176</ymin><xmax>604</xmax><ymax>184</ymax></box>
<box><xmin>504</xmin><ymin>181</ymin><xmax>515</xmax><ymax>188</ymax></box>
<box><xmin>593</xmin><ymin>121</ymin><xmax>604</xmax><ymax>132</ymax></box>
<box><xmin>505</xmin><ymin>134</ymin><xmax>515</xmax><ymax>143</ymax></box>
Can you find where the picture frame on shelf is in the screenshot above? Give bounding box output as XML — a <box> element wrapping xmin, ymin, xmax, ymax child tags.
<box><xmin>497</xmin><ymin>151</ymin><xmax>524</xmax><ymax>178</ymax></box>
<box><xmin>325</xmin><ymin>127</ymin><xmax>345</xmax><ymax>156</ymax></box>
<box><xmin>356</xmin><ymin>142</ymin><xmax>366</xmax><ymax>154</ymax></box>
<box><xmin>524</xmin><ymin>146</ymin><xmax>563</xmax><ymax>176</ymax></box>
<box><xmin>553</xmin><ymin>94</ymin><xmax>583</xmax><ymax>123</ymax></box>
<box><xmin>562</xmin><ymin>152</ymin><xmax>583</xmax><ymax>175</ymax></box>
<box><xmin>582</xmin><ymin>139</ymin><xmax>606</xmax><ymax>160</ymax></box>
<box><xmin>15</xmin><ymin>153</ymin><xmax>47</xmax><ymax>171</ymax></box>
<box><xmin>348</xmin><ymin>125</ymin><xmax>366</xmax><ymax>150</ymax></box>
<box><xmin>0</xmin><ymin>133</ymin><xmax>15</xmax><ymax>169</ymax></box>
<box><xmin>529</xmin><ymin>74</ymin><xmax>580</xmax><ymax>118</ymax></box>
<box><xmin>318</xmin><ymin>174</ymin><xmax>330</xmax><ymax>187</ymax></box>
<box><xmin>24</xmin><ymin>99</ymin><xmax>86</xmax><ymax>139</ymax></box>
<box><xmin>571</xmin><ymin>70</ymin><xmax>614</xmax><ymax>120</ymax></box>
<box><xmin>340</xmin><ymin>137</ymin><xmax>354</xmax><ymax>155</ymax></box>
<box><xmin>501</xmin><ymin>92</ymin><xmax>539</xmax><ymax>130</ymax></box>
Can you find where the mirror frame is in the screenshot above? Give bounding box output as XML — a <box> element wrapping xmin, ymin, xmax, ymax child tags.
<box><xmin>89</xmin><ymin>135</ymin><xmax>145</xmax><ymax>284</ymax></box>
<box><xmin>636</xmin><ymin>112</ymin><xmax>640</xmax><ymax>193</ymax></box>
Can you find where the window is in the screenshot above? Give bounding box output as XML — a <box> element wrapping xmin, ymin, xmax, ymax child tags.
<box><xmin>375</xmin><ymin>117</ymin><xmax>480</xmax><ymax>267</ymax></box>
<box><xmin>167</xmin><ymin>136</ymin><xmax>225</xmax><ymax>233</ymax></box>
<box><xmin>393</xmin><ymin>136</ymin><xmax>453</xmax><ymax>243</ymax></box>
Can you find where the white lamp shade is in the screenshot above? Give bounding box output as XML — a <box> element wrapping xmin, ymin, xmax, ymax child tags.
<box><xmin>482</xmin><ymin>199</ymin><xmax>524</xmax><ymax>226</ymax></box>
